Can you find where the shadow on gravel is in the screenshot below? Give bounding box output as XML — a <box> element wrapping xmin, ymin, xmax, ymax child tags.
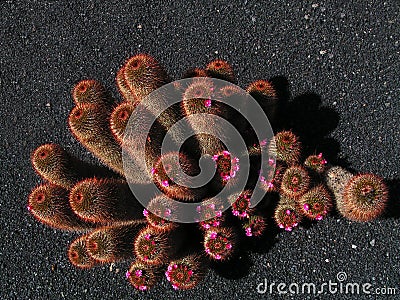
<box><xmin>385</xmin><ymin>179</ymin><xmax>400</xmax><ymax>219</ymax></box>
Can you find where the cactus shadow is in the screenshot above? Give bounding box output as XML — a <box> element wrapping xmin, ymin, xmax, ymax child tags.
<box><xmin>286</xmin><ymin>93</ymin><xmax>340</xmax><ymax>160</ymax></box>
<box><xmin>384</xmin><ymin>178</ymin><xmax>400</xmax><ymax>219</ymax></box>
<box><xmin>270</xmin><ymin>76</ymin><xmax>341</xmax><ymax>163</ymax></box>
<box><xmin>209</xmin><ymin>249</ymin><xmax>253</xmax><ymax>280</ymax></box>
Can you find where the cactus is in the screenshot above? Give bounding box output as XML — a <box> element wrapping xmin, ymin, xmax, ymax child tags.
<box><xmin>203</xmin><ymin>227</ymin><xmax>237</xmax><ymax>261</ymax></box>
<box><xmin>133</xmin><ymin>226</ymin><xmax>180</xmax><ymax>265</ymax></box>
<box><xmin>27</xmin><ymin>54</ymin><xmax>393</xmax><ymax>292</ymax></box>
<box><xmin>68</xmin><ymin>235</ymin><xmax>97</xmax><ymax>269</ymax></box>
<box><xmin>341</xmin><ymin>174</ymin><xmax>388</xmax><ymax>221</ymax></box>
<box><xmin>280</xmin><ymin>165</ymin><xmax>311</xmax><ymax>198</ymax></box>
<box><xmin>165</xmin><ymin>255</ymin><xmax>205</xmax><ymax>290</ymax></box>
<box><xmin>86</xmin><ymin>222</ymin><xmax>144</xmax><ymax>263</ymax></box>
<box><xmin>298</xmin><ymin>185</ymin><xmax>332</xmax><ymax>221</ymax></box>
<box><xmin>126</xmin><ymin>262</ymin><xmax>162</xmax><ymax>291</ymax></box>
<box><xmin>269</xmin><ymin>130</ymin><xmax>302</xmax><ymax>165</ymax></box>
<box><xmin>274</xmin><ymin>195</ymin><xmax>302</xmax><ymax>231</ymax></box>
<box><xmin>243</xmin><ymin>215</ymin><xmax>267</xmax><ymax>237</ymax></box>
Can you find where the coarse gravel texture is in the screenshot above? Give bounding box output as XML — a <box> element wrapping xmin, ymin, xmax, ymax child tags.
<box><xmin>1</xmin><ymin>1</ymin><xmax>399</xmax><ymax>299</ymax></box>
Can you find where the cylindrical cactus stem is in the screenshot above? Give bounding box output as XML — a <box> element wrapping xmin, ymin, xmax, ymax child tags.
<box><xmin>216</xmin><ymin>85</ymin><xmax>253</xmax><ymax>143</ymax></box>
<box><xmin>165</xmin><ymin>255</ymin><xmax>206</xmax><ymax>290</ymax></box>
<box><xmin>205</xmin><ymin>59</ymin><xmax>236</xmax><ymax>83</ymax></box>
<box><xmin>126</xmin><ymin>261</ymin><xmax>163</xmax><ymax>291</ymax></box>
<box><xmin>268</xmin><ymin>130</ymin><xmax>302</xmax><ymax>165</ymax></box>
<box><xmin>124</xmin><ymin>53</ymin><xmax>171</xmax><ymax>101</ymax></box>
<box><xmin>174</xmin><ymin>68</ymin><xmax>209</xmax><ymax>98</ymax></box>
<box><xmin>111</xmin><ymin>101</ymin><xmax>167</xmax><ymax>184</ymax></box>
<box><xmin>182</xmin><ymin>79</ymin><xmax>233</xmax><ymax>156</ymax></box>
<box><xmin>274</xmin><ymin>195</ymin><xmax>302</xmax><ymax>231</ymax></box>
<box><xmin>211</xmin><ymin>149</ymin><xmax>241</xmax><ymax>189</ymax></box>
<box><xmin>68</xmin><ymin>103</ymin><xmax>124</xmax><ymax>176</ymax></box>
<box><xmin>246</xmin><ymin>79</ymin><xmax>279</xmax><ymax>126</ymax></box>
<box><xmin>246</xmin><ymin>144</ymin><xmax>268</xmax><ymax>188</ymax></box>
<box><xmin>193</xmin><ymin>134</ymin><xmax>227</xmax><ymax>158</ymax></box>
<box><xmin>110</xmin><ymin>94</ymin><xmax>166</xmax><ymax>147</ymax></box>
<box><xmin>116</xmin><ymin>66</ymin><xmax>138</xmax><ymax>103</ymax></box>
<box><xmin>140</xmin><ymin>97</ymin><xmax>185</xmax><ymax>147</ymax></box>
<box><xmin>31</xmin><ymin>143</ymin><xmax>98</xmax><ymax>190</ymax></box>
<box><xmin>304</xmin><ymin>153</ymin><xmax>328</xmax><ymax>174</ymax></box>
<box><xmin>228</xmin><ymin>189</ymin><xmax>254</xmax><ymax>218</ymax></box>
<box><xmin>243</xmin><ymin>215</ymin><xmax>267</xmax><ymax>237</ymax></box>
<box><xmin>182</xmin><ymin>78</ymin><xmax>226</xmax><ymax>117</ymax></box>
<box><xmin>341</xmin><ymin>174</ymin><xmax>388</xmax><ymax>222</ymax></box>
<box><xmin>110</xmin><ymin>101</ymin><xmax>136</xmax><ymax>144</ymax></box>
<box><xmin>27</xmin><ymin>183</ymin><xmax>91</xmax><ymax>231</ymax></box>
<box><xmin>144</xmin><ymin>194</ymin><xmax>179</xmax><ymax>233</ymax></box>
<box><xmin>203</xmin><ymin>227</ymin><xmax>237</xmax><ymax>261</ymax></box>
<box><xmin>151</xmin><ymin>152</ymin><xmax>207</xmax><ymax>201</ymax></box>
<box><xmin>280</xmin><ymin>165</ymin><xmax>311</xmax><ymax>199</ymax></box>
<box><xmin>298</xmin><ymin>185</ymin><xmax>332</xmax><ymax>221</ymax></box>
<box><xmin>324</xmin><ymin>166</ymin><xmax>353</xmax><ymax>214</ymax></box>
<box><xmin>133</xmin><ymin>226</ymin><xmax>183</xmax><ymax>266</ymax></box>
<box><xmin>259</xmin><ymin>159</ymin><xmax>287</xmax><ymax>193</ymax></box>
<box><xmin>31</xmin><ymin>143</ymin><xmax>81</xmax><ymax>189</ymax></box>
<box><xmin>196</xmin><ymin>200</ymin><xmax>225</xmax><ymax>231</ymax></box>
<box><xmin>86</xmin><ymin>221</ymin><xmax>145</xmax><ymax>263</ymax></box>
<box><xmin>68</xmin><ymin>234</ymin><xmax>97</xmax><ymax>269</ymax></box>
<box><xmin>69</xmin><ymin>178</ymin><xmax>144</xmax><ymax>224</ymax></box>
<box><xmin>72</xmin><ymin>79</ymin><xmax>115</xmax><ymax>107</ymax></box>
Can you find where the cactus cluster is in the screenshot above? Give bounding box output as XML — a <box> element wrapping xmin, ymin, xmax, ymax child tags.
<box><xmin>28</xmin><ymin>54</ymin><xmax>390</xmax><ymax>291</ymax></box>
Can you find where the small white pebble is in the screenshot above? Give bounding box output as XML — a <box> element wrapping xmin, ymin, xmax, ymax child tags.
<box><xmin>312</xmin><ymin>3</ymin><xmax>319</xmax><ymax>8</ymax></box>
<box><xmin>305</xmin><ymin>14</ymin><xmax>310</xmax><ymax>20</ymax></box>
<box><xmin>115</xmin><ymin>268</ymin><xmax>120</xmax><ymax>274</ymax></box>
<box><xmin>325</xmin><ymin>258</ymin><xmax>330</xmax><ymax>262</ymax></box>
<box><xmin>214</xmin><ymin>50</ymin><xmax>219</xmax><ymax>54</ymax></box>
<box><xmin>320</xmin><ymin>50</ymin><xmax>327</xmax><ymax>55</ymax></box>
<box><xmin>352</xmin><ymin>244</ymin><xmax>357</xmax><ymax>249</ymax></box>
<box><xmin>137</xmin><ymin>24</ymin><xmax>142</xmax><ymax>29</ymax></box>
<box><xmin>109</xmin><ymin>263</ymin><xmax>115</xmax><ymax>272</ymax></box>
<box><xmin>45</xmin><ymin>103</ymin><xmax>51</xmax><ymax>107</ymax></box>
<box><xmin>332</xmin><ymin>101</ymin><xmax>337</xmax><ymax>105</ymax></box>
<box><xmin>370</xmin><ymin>239</ymin><xmax>376</xmax><ymax>246</ymax></box>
